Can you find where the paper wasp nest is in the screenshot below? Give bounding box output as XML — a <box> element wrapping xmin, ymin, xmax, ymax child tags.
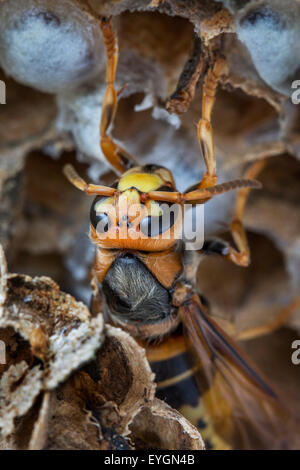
<box><xmin>0</xmin><ymin>0</ymin><xmax>300</xmax><ymax>449</ymax></box>
<box><xmin>0</xmin><ymin>247</ymin><xmax>204</xmax><ymax>449</ymax></box>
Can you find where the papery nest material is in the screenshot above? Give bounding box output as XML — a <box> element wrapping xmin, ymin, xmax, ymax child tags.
<box><xmin>130</xmin><ymin>398</ymin><xmax>205</xmax><ymax>450</ymax></box>
<box><xmin>0</xmin><ymin>245</ymin><xmax>104</xmax><ymax>391</ymax></box>
<box><xmin>0</xmin><ymin>245</ymin><xmax>204</xmax><ymax>449</ymax></box>
<box><xmin>0</xmin><ymin>243</ymin><xmax>105</xmax><ymax>441</ymax></box>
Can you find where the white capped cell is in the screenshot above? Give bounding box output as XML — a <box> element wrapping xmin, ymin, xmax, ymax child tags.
<box><xmin>0</xmin><ymin>0</ymin><xmax>104</xmax><ymax>93</ymax></box>
<box><xmin>236</xmin><ymin>0</ymin><xmax>300</xmax><ymax>95</ymax></box>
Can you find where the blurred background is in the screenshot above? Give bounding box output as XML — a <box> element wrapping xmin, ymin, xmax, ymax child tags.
<box><xmin>0</xmin><ymin>0</ymin><xmax>299</xmax><ymax>428</ymax></box>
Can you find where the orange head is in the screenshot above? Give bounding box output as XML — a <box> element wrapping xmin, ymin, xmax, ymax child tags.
<box><xmin>64</xmin><ymin>164</ymin><xmax>183</xmax><ymax>251</ymax></box>
<box><xmin>89</xmin><ymin>164</ymin><xmax>184</xmax><ymax>251</ymax></box>
<box><xmin>64</xmin><ymin>163</ymin><xmax>261</xmax><ymax>252</ymax></box>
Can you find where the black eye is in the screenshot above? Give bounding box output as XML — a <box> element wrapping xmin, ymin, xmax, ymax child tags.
<box><xmin>140</xmin><ymin>203</ymin><xmax>179</xmax><ymax>237</ymax></box>
<box><xmin>90</xmin><ymin>198</ymin><xmax>111</xmax><ymax>233</ymax></box>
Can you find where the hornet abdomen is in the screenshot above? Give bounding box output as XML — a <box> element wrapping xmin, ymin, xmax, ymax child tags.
<box><xmin>147</xmin><ymin>332</ymin><xmax>230</xmax><ymax>450</ymax></box>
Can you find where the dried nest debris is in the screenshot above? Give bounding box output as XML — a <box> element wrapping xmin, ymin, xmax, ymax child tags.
<box><xmin>0</xmin><ymin>247</ymin><xmax>203</xmax><ymax>449</ymax></box>
<box><xmin>0</xmin><ymin>245</ymin><xmax>105</xmax><ymax>391</ymax></box>
<box><xmin>0</xmin><ymin>0</ymin><xmax>299</xmax><ymax>450</ymax></box>
<box><xmin>130</xmin><ymin>399</ymin><xmax>205</xmax><ymax>450</ymax></box>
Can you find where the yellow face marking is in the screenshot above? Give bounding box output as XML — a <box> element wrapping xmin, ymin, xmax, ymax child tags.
<box><xmin>118</xmin><ymin>173</ymin><xmax>163</xmax><ymax>193</ymax></box>
<box><xmin>94</xmin><ymin>196</ymin><xmax>114</xmax><ymax>212</ymax></box>
<box><xmin>120</xmin><ymin>189</ymin><xmax>141</xmax><ymax>205</ymax></box>
<box><xmin>146</xmin><ymin>200</ymin><xmax>163</xmax><ymax>217</ymax></box>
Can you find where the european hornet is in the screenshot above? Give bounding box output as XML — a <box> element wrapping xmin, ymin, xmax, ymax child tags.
<box><xmin>64</xmin><ymin>17</ymin><xmax>297</xmax><ymax>450</ymax></box>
